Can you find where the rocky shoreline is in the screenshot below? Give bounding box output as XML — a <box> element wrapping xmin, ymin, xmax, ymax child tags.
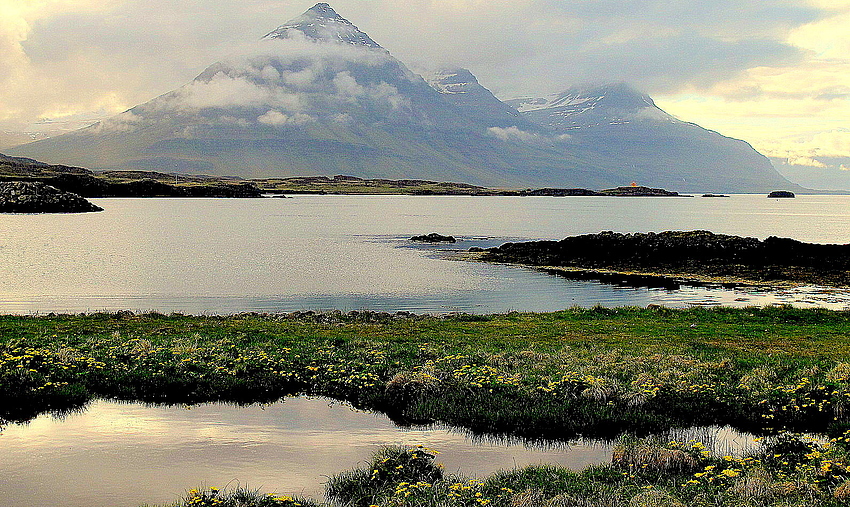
<box><xmin>0</xmin><ymin>181</ymin><xmax>103</xmax><ymax>213</ymax></box>
<box><xmin>478</xmin><ymin>230</ymin><xmax>850</xmax><ymax>287</ymax></box>
<box><xmin>1</xmin><ymin>154</ymin><xmax>264</xmax><ymax>198</ymax></box>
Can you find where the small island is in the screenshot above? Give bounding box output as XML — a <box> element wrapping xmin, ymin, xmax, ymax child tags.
<box><xmin>477</xmin><ymin>230</ymin><xmax>850</xmax><ymax>287</ymax></box>
<box><xmin>410</xmin><ymin>233</ymin><xmax>456</xmax><ymax>243</ymax></box>
<box><xmin>600</xmin><ymin>185</ymin><xmax>683</xmax><ymax>197</ymax></box>
<box><xmin>0</xmin><ymin>181</ymin><xmax>103</xmax><ymax>213</ymax></box>
<box><xmin>768</xmin><ymin>190</ymin><xmax>796</xmax><ymax>198</ymax></box>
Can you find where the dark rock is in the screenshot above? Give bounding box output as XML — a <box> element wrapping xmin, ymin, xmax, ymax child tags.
<box><xmin>601</xmin><ymin>186</ymin><xmax>681</xmax><ymax>197</ymax></box>
<box><xmin>482</xmin><ymin>230</ymin><xmax>850</xmax><ymax>285</ymax></box>
<box><xmin>768</xmin><ymin>191</ymin><xmax>796</xmax><ymax>198</ymax></box>
<box><xmin>522</xmin><ymin>188</ymin><xmax>604</xmax><ymax>196</ymax></box>
<box><xmin>1</xmin><ymin>155</ymin><xmax>265</xmax><ymax>198</ymax></box>
<box><xmin>701</xmin><ymin>194</ymin><xmax>728</xmax><ymax>198</ymax></box>
<box><xmin>468</xmin><ymin>247</ymin><xmax>485</xmax><ymax>252</ymax></box>
<box><xmin>0</xmin><ymin>181</ymin><xmax>103</xmax><ymax>213</ymax></box>
<box><xmin>410</xmin><ymin>233</ymin><xmax>456</xmax><ymax>243</ymax></box>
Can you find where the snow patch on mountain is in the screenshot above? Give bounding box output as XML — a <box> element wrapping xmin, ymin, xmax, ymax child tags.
<box><xmin>506</xmin><ymin>83</ymin><xmax>681</xmax><ymax>131</ymax></box>
<box><xmin>263</xmin><ymin>2</ymin><xmax>382</xmax><ymax>49</ymax></box>
<box><xmin>425</xmin><ymin>69</ymin><xmax>478</xmax><ymax>95</ymax></box>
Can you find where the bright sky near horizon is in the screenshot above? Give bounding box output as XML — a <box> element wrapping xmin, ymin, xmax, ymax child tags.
<box><xmin>1</xmin><ymin>0</ymin><xmax>848</xmax><ymax>188</ymax></box>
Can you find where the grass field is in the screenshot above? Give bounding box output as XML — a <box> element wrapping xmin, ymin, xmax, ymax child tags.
<box><xmin>4</xmin><ymin>306</ymin><xmax>850</xmax><ymax>506</ymax></box>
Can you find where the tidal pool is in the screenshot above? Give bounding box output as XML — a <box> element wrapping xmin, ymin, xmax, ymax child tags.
<box><xmin>0</xmin><ymin>397</ymin><xmax>758</xmax><ymax>507</ymax></box>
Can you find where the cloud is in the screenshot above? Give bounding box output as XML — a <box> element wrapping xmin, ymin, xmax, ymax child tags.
<box><xmin>331</xmin><ymin>70</ymin><xmax>409</xmax><ymax>109</ymax></box>
<box><xmin>488</xmin><ymin>126</ymin><xmax>574</xmax><ymax>144</ymax></box>
<box><xmin>129</xmin><ymin>39</ymin><xmax>413</xmax><ymax>116</ymax></box>
<box><xmin>769</xmin><ymin>155</ymin><xmax>850</xmax><ymax>190</ymax></box>
<box><xmin>0</xmin><ymin>0</ymin><xmax>847</xmax><ymax>188</ymax></box>
<box><xmin>85</xmin><ymin>110</ymin><xmax>143</xmax><ymax>133</ymax></box>
<box><xmin>257</xmin><ymin>110</ymin><xmax>314</xmax><ymax>126</ymax></box>
<box><xmin>177</xmin><ymin>72</ymin><xmax>281</xmax><ymax>110</ymax></box>
<box><xmin>761</xmin><ymin>130</ymin><xmax>850</xmax><ymax>160</ymax></box>
<box><xmin>0</xmin><ymin>0</ymin><xmax>829</xmax><ymax>127</ymax></box>
<box><xmin>487</xmin><ymin>126</ymin><xmax>540</xmax><ymax>143</ymax></box>
<box><xmin>787</xmin><ymin>156</ymin><xmax>827</xmax><ymax>167</ymax></box>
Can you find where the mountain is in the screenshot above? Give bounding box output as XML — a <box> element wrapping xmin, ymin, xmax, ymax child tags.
<box><xmin>11</xmin><ymin>3</ymin><xmax>799</xmax><ymax>192</ymax></box>
<box><xmin>425</xmin><ymin>69</ymin><xmax>532</xmax><ymax>129</ymax></box>
<box><xmin>262</xmin><ymin>2</ymin><xmax>382</xmax><ymax>48</ymax></box>
<box><xmin>505</xmin><ymin>84</ymin><xmax>795</xmax><ymax>191</ymax></box>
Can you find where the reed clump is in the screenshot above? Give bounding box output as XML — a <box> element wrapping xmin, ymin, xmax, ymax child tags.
<box><xmin>164</xmin><ymin>487</ymin><xmax>319</xmax><ymax>507</ymax></box>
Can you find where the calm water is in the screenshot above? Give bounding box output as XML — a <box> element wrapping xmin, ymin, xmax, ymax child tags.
<box><xmin>1</xmin><ymin>194</ymin><xmax>849</xmax><ymax>314</ymax></box>
<box><xmin>0</xmin><ymin>397</ymin><xmax>758</xmax><ymax>507</ymax></box>
<box><xmin>1</xmin><ymin>195</ymin><xmax>827</xmax><ymax>507</ymax></box>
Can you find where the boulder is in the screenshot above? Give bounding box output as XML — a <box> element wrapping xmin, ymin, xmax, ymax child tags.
<box><xmin>0</xmin><ymin>181</ymin><xmax>103</xmax><ymax>213</ymax></box>
<box><xmin>410</xmin><ymin>233</ymin><xmax>456</xmax><ymax>243</ymax></box>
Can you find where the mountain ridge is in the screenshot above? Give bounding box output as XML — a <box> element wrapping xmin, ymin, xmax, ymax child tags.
<box><xmin>9</xmin><ymin>3</ymin><xmax>801</xmax><ymax>193</ymax></box>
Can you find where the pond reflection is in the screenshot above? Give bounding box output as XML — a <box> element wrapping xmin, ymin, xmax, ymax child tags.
<box><xmin>0</xmin><ymin>397</ymin><xmax>607</xmax><ymax>507</ymax></box>
<box><xmin>0</xmin><ymin>397</ymin><xmax>759</xmax><ymax>507</ymax></box>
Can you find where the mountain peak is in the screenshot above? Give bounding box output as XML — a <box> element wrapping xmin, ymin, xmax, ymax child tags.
<box><xmin>426</xmin><ymin>68</ymin><xmax>480</xmax><ymax>94</ymax></box>
<box><xmin>263</xmin><ymin>3</ymin><xmax>382</xmax><ymax>49</ymax></box>
<box><xmin>506</xmin><ymin>83</ymin><xmax>661</xmax><ymax>117</ymax></box>
<box><xmin>306</xmin><ymin>3</ymin><xmax>340</xmax><ymax>17</ymax></box>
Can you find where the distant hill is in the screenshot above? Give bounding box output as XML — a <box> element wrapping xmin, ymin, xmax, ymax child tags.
<box><xmin>10</xmin><ymin>3</ymin><xmax>801</xmax><ymax>193</ymax></box>
<box><xmin>504</xmin><ymin>84</ymin><xmax>793</xmax><ymax>192</ymax></box>
<box><xmin>0</xmin><ymin>153</ymin><xmax>261</xmax><ymax>198</ymax></box>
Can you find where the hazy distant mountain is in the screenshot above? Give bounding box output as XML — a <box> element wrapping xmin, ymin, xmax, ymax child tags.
<box><xmin>505</xmin><ymin>84</ymin><xmax>795</xmax><ymax>191</ymax></box>
<box><xmin>12</xmin><ymin>3</ymin><xmax>799</xmax><ymax>192</ymax></box>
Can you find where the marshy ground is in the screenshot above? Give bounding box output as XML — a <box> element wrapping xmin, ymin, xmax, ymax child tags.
<box><xmin>4</xmin><ymin>306</ymin><xmax>850</xmax><ymax>506</ymax></box>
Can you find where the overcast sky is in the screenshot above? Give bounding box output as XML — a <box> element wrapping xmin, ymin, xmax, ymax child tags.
<box><xmin>2</xmin><ymin>0</ymin><xmax>849</xmax><ymax>188</ymax></box>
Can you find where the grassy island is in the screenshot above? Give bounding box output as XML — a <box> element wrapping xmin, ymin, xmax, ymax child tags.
<box><xmin>4</xmin><ymin>307</ymin><xmax>850</xmax><ymax>505</ymax></box>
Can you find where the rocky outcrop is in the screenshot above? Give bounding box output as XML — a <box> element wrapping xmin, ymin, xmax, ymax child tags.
<box><xmin>521</xmin><ymin>188</ymin><xmax>604</xmax><ymax>196</ymax></box>
<box><xmin>0</xmin><ymin>181</ymin><xmax>103</xmax><ymax>213</ymax></box>
<box><xmin>768</xmin><ymin>191</ymin><xmax>796</xmax><ymax>198</ymax></box>
<box><xmin>482</xmin><ymin>230</ymin><xmax>850</xmax><ymax>286</ymax></box>
<box><xmin>36</xmin><ymin>173</ymin><xmax>264</xmax><ymax>198</ymax></box>
<box><xmin>410</xmin><ymin>233</ymin><xmax>457</xmax><ymax>243</ymax></box>
<box><xmin>1</xmin><ymin>154</ymin><xmax>264</xmax><ymax>198</ymax></box>
<box><xmin>601</xmin><ymin>186</ymin><xmax>682</xmax><ymax>197</ymax></box>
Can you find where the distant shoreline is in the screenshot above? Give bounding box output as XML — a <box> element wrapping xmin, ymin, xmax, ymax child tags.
<box><xmin>7</xmin><ymin>154</ymin><xmax>842</xmax><ymax>197</ymax></box>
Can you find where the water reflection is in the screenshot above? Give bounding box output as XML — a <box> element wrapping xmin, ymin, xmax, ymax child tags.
<box><xmin>0</xmin><ymin>397</ymin><xmax>758</xmax><ymax>507</ymax></box>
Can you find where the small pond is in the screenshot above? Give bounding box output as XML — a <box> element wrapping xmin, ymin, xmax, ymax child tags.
<box><xmin>0</xmin><ymin>397</ymin><xmax>760</xmax><ymax>507</ymax></box>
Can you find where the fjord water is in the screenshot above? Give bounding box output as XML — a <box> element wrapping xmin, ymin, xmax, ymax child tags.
<box><xmin>2</xmin><ymin>194</ymin><xmax>850</xmax><ymax>314</ymax></box>
<box><xmin>0</xmin><ymin>397</ymin><xmax>758</xmax><ymax>507</ymax></box>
